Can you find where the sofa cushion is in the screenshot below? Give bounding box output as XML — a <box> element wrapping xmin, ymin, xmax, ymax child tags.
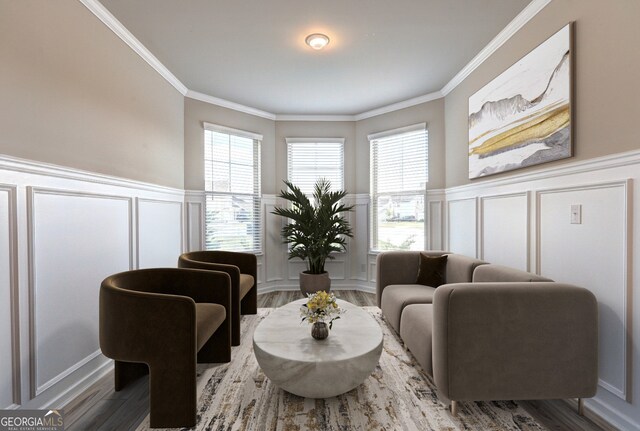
<box><xmin>445</xmin><ymin>254</ymin><xmax>487</xmax><ymax>284</ymax></box>
<box><xmin>416</xmin><ymin>254</ymin><xmax>448</xmax><ymax>287</ymax></box>
<box><xmin>195</xmin><ymin>303</ymin><xmax>226</xmax><ymax>351</ymax></box>
<box><xmin>381</xmin><ymin>284</ymin><xmax>436</xmax><ymax>333</ymax></box>
<box><xmin>472</xmin><ymin>264</ymin><xmax>553</xmax><ymax>283</ymax></box>
<box><xmin>239</xmin><ymin>274</ymin><xmax>255</xmax><ymax>299</ymax></box>
<box><xmin>400</xmin><ymin>304</ymin><xmax>434</xmax><ymax>375</ymax></box>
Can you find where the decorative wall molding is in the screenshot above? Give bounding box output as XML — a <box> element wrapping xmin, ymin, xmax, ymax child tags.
<box><xmin>258</xmin><ymin>281</ymin><xmax>375</xmax><ymax>295</ymax></box>
<box><xmin>136</xmin><ymin>198</ymin><xmax>185</xmax><ymax>268</ymax></box>
<box><xmin>276</xmin><ymin>114</ymin><xmax>356</xmax><ymax>122</ymax></box>
<box><xmin>188</xmin><ymin>91</ymin><xmax>276</xmax><ymax>120</ymax></box>
<box><xmin>78</xmin><ymin>0</ymin><xmax>188</xmax><ymax>95</ymax></box>
<box><xmin>3</xmin><ymin>150</ymin><xmax>638</xmax><ymax>429</ymax></box>
<box><xmin>0</xmin><ymin>157</ymin><xmax>190</xmax><ymax>409</ymax></box>
<box><xmin>446</xmin><ymin>148</ymin><xmax>640</xmax><ymax>196</ymax></box>
<box><xmin>186</xmin><ymin>201</ymin><xmax>203</xmax><ymax>252</ymax></box>
<box><xmin>0</xmin><ymin>184</ymin><xmax>20</xmax><ymax>408</ymax></box>
<box><xmin>441</xmin><ymin>0</ymin><xmax>552</xmax><ymax>95</ymax></box>
<box><xmin>479</xmin><ymin>192</ymin><xmax>530</xmax><ymax>271</ymax></box>
<box><xmin>0</xmin><ymin>154</ymin><xmax>184</xmax><ymax>197</ymax></box>
<box><xmin>80</xmin><ymin>0</ymin><xmax>548</xmax><ymax>120</ymax></box>
<box><xmin>26</xmin><ymin>187</ymin><xmax>134</xmax><ymax>398</ymax></box>
<box><xmin>584</xmin><ymin>395</ymin><xmax>640</xmax><ymax>431</ymax></box>
<box><xmin>354</xmin><ymin>92</ymin><xmax>443</xmax><ymax>121</ymax></box>
<box><xmin>39</xmin><ymin>358</ymin><xmax>113</xmax><ymax>411</ymax></box>
<box><xmin>446</xmin><ymin>197</ymin><xmax>478</xmax><ymax>258</ymax></box>
<box><xmin>443</xmin><ymin>160</ymin><xmax>637</xmax><ymax>427</ymax></box>
<box><xmin>535</xmin><ymin>180</ymin><xmax>631</xmax><ymax>401</ymax></box>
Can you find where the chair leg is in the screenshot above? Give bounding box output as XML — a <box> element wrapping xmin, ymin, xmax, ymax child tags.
<box><xmin>240</xmin><ymin>285</ymin><xmax>257</xmax><ymax>315</ymax></box>
<box><xmin>198</xmin><ymin>323</ymin><xmax>231</xmax><ymax>363</ymax></box>
<box><xmin>148</xmin><ymin>364</ymin><xmax>197</xmax><ymax>428</ymax></box>
<box><xmin>114</xmin><ymin>360</ymin><xmax>148</xmax><ymax>391</ymax></box>
<box><xmin>231</xmin><ymin>311</ymin><xmax>241</xmax><ymax>346</ymax></box>
<box><xmin>578</xmin><ymin>398</ymin><xmax>585</xmax><ymax>416</ymax></box>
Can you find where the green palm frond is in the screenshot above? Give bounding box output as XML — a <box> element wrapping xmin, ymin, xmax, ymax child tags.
<box><xmin>272</xmin><ymin>178</ymin><xmax>354</xmax><ymax>274</ymax></box>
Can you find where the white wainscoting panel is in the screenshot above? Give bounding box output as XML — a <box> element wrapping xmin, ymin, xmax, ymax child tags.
<box><xmin>447</xmin><ymin>198</ymin><xmax>477</xmax><ymax>257</ymax></box>
<box><xmin>256</xmin><ymin>257</ymin><xmax>264</xmax><ymax>285</ymax></box>
<box><xmin>287</xmin><ymin>258</ymin><xmax>346</xmax><ymax>281</ymax></box>
<box><xmin>29</xmin><ymin>188</ymin><xmax>132</xmax><ymax>397</ymax></box>
<box><xmin>480</xmin><ymin>193</ymin><xmax>529</xmax><ymax>271</ymax></box>
<box><xmin>537</xmin><ymin>181</ymin><xmax>630</xmax><ymax>400</ymax></box>
<box><xmin>429</xmin><ymin>201</ymin><xmax>443</xmax><ymax>250</ymax></box>
<box><xmin>262</xmin><ymin>196</ymin><xmax>283</xmax><ymax>284</ymax></box>
<box><xmin>186</xmin><ymin>202</ymin><xmax>203</xmax><ymax>252</ymax></box>
<box><xmin>349</xmin><ymin>196</ymin><xmax>369</xmax><ymax>281</ymax></box>
<box><xmin>0</xmin><ymin>186</ymin><xmax>18</xmax><ymax>408</ymax></box>
<box><xmin>136</xmin><ymin>198</ymin><xmax>183</xmax><ymax>268</ymax></box>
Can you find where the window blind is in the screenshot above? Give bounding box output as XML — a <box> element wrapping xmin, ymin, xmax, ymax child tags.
<box><xmin>370</xmin><ymin>123</ymin><xmax>428</xmax><ymax>251</ymax></box>
<box><xmin>204</xmin><ymin>125</ymin><xmax>261</xmax><ymax>252</ymax></box>
<box><xmin>286</xmin><ymin>138</ymin><xmax>345</xmax><ymax>194</ymax></box>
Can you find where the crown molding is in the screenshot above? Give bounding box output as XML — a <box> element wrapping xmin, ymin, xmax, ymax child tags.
<box><xmin>186</xmin><ymin>90</ymin><xmax>276</xmax><ymax>120</ymax></box>
<box><xmin>83</xmin><ymin>0</ymin><xmax>550</xmax><ymax>120</ymax></box>
<box><xmin>354</xmin><ymin>92</ymin><xmax>443</xmax><ymax>121</ymax></box>
<box><xmin>79</xmin><ymin>0</ymin><xmax>188</xmax><ymax>95</ymax></box>
<box><xmin>275</xmin><ymin>114</ymin><xmax>355</xmax><ymax>122</ymax></box>
<box><xmin>440</xmin><ymin>0</ymin><xmax>552</xmax><ymax>96</ymax></box>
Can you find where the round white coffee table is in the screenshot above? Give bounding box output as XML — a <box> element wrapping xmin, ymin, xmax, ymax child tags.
<box><xmin>253</xmin><ymin>298</ymin><xmax>383</xmax><ymax>398</ymax></box>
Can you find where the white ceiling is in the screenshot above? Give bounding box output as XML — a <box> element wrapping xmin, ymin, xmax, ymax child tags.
<box><xmin>98</xmin><ymin>0</ymin><xmax>533</xmax><ymax>116</ymax></box>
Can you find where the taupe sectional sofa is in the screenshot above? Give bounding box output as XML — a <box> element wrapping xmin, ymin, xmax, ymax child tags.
<box><xmin>377</xmin><ymin>251</ymin><xmax>598</xmax><ymax>415</ymax></box>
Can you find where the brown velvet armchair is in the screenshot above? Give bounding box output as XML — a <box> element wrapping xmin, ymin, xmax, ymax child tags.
<box><xmin>99</xmin><ymin>268</ymin><xmax>231</xmax><ymax>428</ymax></box>
<box><xmin>178</xmin><ymin>251</ymin><xmax>257</xmax><ymax>346</ymax></box>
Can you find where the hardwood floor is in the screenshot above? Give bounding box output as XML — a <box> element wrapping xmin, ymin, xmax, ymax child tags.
<box><xmin>63</xmin><ymin>290</ymin><xmax>609</xmax><ymax>431</ymax></box>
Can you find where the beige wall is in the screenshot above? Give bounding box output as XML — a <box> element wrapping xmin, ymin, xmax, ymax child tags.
<box><xmin>356</xmin><ymin>99</ymin><xmax>446</xmax><ymax>192</ymax></box>
<box><xmin>274</xmin><ymin>121</ymin><xmax>357</xmax><ymax>194</ymax></box>
<box><xmin>0</xmin><ymin>0</ymin><xmax>185</xmax><ymax>188</ymax></box>
<box><xmin>445</xmin><ymin>0</ymin><xmax>640</xmax><ymax>188</ymax></box>
<box><xmin>183</xmin><ymin>98</ymin><xmax>276</xmax><ymax>192</ymax></box>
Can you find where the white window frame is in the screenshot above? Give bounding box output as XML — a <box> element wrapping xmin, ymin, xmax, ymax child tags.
<box><xmin>369</xmin><ymin>123</ymin><xmax>428</xmax><ymax>252</ymax></box>
<box><xmin>203</xmin><ymin>122</ymin><xmax>262</xmax><ymax>253</ymax></box>
<box><xmin>285</xmin><ymin>137</ymin><xmax>345</xmax><ymax>194</ymax></box>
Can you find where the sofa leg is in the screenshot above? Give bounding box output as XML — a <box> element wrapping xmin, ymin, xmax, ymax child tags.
<box><xmin>578</xmin><ymin>398</ymin><xmax>584</xmax><ymax>416</ymax></box>
<box><xmin>451</xmin><ymin>400</ymin><xmax>458</xmax><ymax>416</ymax></box>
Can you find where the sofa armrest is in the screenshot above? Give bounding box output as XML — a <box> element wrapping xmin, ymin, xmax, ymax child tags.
<box><xmin>376</xmin><ymin>251</ymin><xmax>447</xmax><ymax>307</ymax></box>
<box><xmin>432</xmin><ymin>282</ymin><xmax>598</xmax><ymax>402</ymax></box>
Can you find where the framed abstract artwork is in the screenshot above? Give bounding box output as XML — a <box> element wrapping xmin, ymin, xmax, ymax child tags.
<box><xmin>468</xmin><ymin>23</ymin><xmax>573</xmax><ymax>179</ymax></box>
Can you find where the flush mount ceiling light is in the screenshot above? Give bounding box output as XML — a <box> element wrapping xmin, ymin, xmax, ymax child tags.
<box><xmin>305</xmin><ymin>33</ymin><xmax>330</xmax><ymax>50</ymax></box>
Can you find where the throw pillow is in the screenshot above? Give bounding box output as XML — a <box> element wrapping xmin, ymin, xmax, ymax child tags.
<box><xmin>416</xmin><ymin>254</ymin><xmax>447</xmax><ymax>287</ymax></box>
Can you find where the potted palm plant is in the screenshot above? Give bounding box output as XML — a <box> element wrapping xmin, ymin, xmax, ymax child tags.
<box><xmin>272</xmin><ymin>179</ymin><xmax>354</xmax><ymax>294</ymax></box>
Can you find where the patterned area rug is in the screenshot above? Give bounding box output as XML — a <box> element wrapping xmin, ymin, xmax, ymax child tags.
<box><xmin>135</xmin><ymin>307</ymin><xmax>547</xmax><ymax>430</ymax></box>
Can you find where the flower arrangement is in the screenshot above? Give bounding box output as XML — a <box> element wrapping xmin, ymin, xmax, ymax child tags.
<box><xmin>300</xmin><ymin>291</ymin><xmax>344</xmax><ymax>329</ymax></box>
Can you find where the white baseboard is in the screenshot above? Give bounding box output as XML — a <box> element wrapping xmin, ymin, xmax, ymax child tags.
<box><xmin>581</xmin><ymin>396</ymin><xmax>640</xmax><ymax>431</ymax></box>
<box><xmin>257</xmin><ymin>282</ymin><xmax>376</xmax><ymax>296</ymax></box>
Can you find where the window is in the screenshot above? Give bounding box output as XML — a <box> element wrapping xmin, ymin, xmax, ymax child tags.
<box><xmin>286</xmin><ymin>138</ymin><xmax>345</xmax><ymax>193</ymax></box>
<box><xmin>204</xmin><ymin>123</ymin><xmax>261</xmax><ymax>252</ymax></box>
<box><xmin>370</xmin><ymin>123</ymin><xmax>428</xmax><ymax>251</ymax></box>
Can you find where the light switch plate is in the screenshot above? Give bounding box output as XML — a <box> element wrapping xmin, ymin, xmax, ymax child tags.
<box><xmin>571</xmin><ymin>204</ymin><xmax>582</xmax><ymax>224</ymax></box>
